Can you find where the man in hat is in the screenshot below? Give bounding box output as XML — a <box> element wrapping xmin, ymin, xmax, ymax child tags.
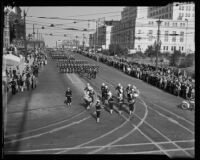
<box><xmin>65</xmin><ymin>87</ymin><xmax>72</xmax><ymax>108</ymax></box>
<box><xmin>95</xmin><ymin>99</ymin><xmax>103</xmax><ymax>123</ymax></box>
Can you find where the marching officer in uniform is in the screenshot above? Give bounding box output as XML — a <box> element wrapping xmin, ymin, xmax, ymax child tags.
<box><xmin>95</xmin><ymin>99</ymin><xmax>103</xmax><ymax>123</ymax></box>
<box><xmin>107</xmin><ymin>90</ymin><xmax>114</xmax><ymax>114</ymax></box>
<box><xmin>65</xmin><ymin>87</ymin><xmax>72</xmax><ymax>108</ymax></box>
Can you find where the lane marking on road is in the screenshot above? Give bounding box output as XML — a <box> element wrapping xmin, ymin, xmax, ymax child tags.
<box><xmin>5</xmin><ymin>116</ymin><xmax>91</xmax><ymax>144</ymax></box>
<box><xmin>55</xmin><ymin>115</ymin><xmax>132</xmax><ymax>154</ymax></box>
<box><xmin>97</xmin><ymin>75</ymin><xmax>194</xmax><ymax>135</ymax></box>
<box><xmin>134</xmin><ymin>113</ymin><xmax>193</xmax><ymax>157</ymax></box>
<box><xmin>112</xmin><ymin>147</ymin><xmax>194</xmax><ymax>155</ymax></box>
<box><xmin>5</xmin><ymin>110</ymin><xmax>86</xmax><ymax>138</ymax></box>
<box><xmin>144</xmin><ymin>99</ymin><xmax>194</xmax><ymax>126</ymax></box>
<box><xmin>5</xmin><ymin>139</ymin><xmax>194</xmax><ymax>153</ymax></box>
<box><xmin>148</xmin><ymin>107</ymin><xmax>194</xmax><ymax>134</ymax></box>
<box><xmin>87</xmin><ymin>95</ymin><xmax>148</xmax><ymax>154</ymax></box>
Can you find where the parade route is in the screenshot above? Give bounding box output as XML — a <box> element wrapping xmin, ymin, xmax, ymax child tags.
<box><xmin>4</xmin><ymin>51</ymin><xmax>194</xmax><ymax>157</ymax></box>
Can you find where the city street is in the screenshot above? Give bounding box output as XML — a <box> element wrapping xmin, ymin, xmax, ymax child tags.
<box><xmin>4</xmin><ymin>50</ymin><xmax>194</xmax><ymax>157</ymax></box>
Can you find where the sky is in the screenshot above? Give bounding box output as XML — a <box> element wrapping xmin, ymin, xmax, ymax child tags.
<box><xmin>21</xmin><ymin>7</ymin><xmax>124</xmax><ymax>47</ymax></box>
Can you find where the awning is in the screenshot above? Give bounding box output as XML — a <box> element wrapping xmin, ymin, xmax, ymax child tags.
<box><xmin>3</xmin><ymin>54</ymin><xmax>21</xmax><ymax>69</ymax></box>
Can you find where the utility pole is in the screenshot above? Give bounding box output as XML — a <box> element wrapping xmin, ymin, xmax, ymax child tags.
<box><xmin>156</xmin><ymin>19</ymin><xmax>162</xmax><ymax>72</ymax></box>
<box><xmin>185</xmin><ymin>19</ymin><xmax>188</xmax><ymax>54</ymax></box>
<box><xmin>23</xmin><ymin>10</ymin><xmax>27</xmax><ymax>61</ymax></box>
<box><xmin>33</xmin><ymin>24</ymin><xmax>35</xmax><ymax>53</ymax></box>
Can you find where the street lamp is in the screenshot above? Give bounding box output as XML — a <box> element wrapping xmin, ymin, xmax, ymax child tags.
<box><xmin>185</xmin><ymin>19</ymin><xmax>188</xmax><ymax>54</ymax></box>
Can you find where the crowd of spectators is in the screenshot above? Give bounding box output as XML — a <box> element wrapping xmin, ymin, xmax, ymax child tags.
<box><xmin>3</xmin><ymin>49</ymin><xmax>47</xmax><ymax>96</ymax></box>
<box><xmin>77</xmin><ymin>51</ymin><xmax>195</xmax><ymax>100</ymax></box>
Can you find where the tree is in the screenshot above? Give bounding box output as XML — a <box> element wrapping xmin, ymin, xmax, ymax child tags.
<box><xmin>170</xmin><ymin>50</ymin><xmax>182</xmax><ymax>67</ymax></box>
<box><xmin>145</xmin><ymin>45</ymin><xmax>156</xmax><ymax>57</ymax></box>
<box><xmin>109</xmin><ymin>44</ymin><xmax>123</xmax><ymax>56</ymax></box>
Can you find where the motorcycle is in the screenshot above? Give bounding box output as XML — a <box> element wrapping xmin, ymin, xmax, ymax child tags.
<box><xmin>179</xmin><ymin>98</ymin><xmax>195</xmax><ymax>111</ymax></box>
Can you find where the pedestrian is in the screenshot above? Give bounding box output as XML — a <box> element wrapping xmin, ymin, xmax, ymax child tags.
<box><xmin>10</xmin><ymin>78</ymin><xmax>16</xmax><ymax>95</ymax></box>
<box><xmin>65</xmin><ymin>87</ymin><xmax>72</xmax><ymax>108</ymax></box>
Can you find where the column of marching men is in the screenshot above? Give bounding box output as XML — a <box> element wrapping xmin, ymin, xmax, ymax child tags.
<box><xmin>77</xmin><ymin>51</ymin><xmax>195</xmax><ymax>102</ymax></box>
<box><xmin>49</xmin><ymin>50</ymin><xmax>140</xmax><ymax>123</ymax></box>
<box><xmin>50</xmin><ymin>52</ymin><xmax>99</xmax><ymax>79</ymax></box>
<box><xmin>83</xmin><ymin>82</ymin><xmax>140</xmax><ymax>123</ymax></box>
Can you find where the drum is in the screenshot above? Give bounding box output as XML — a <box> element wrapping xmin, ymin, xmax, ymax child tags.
<box><xmin>133</xmin><ymin>93</ymin><xmax>139</xmax><ymax>97</ymax></box>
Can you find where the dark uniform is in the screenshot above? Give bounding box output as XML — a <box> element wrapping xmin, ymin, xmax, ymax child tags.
<box><xmin>95</xmin><ymin>100</ymin><xmax>103</xmax><ymax>123</ymax></box>
<box><xmin>65</xmin><ymin>89</ymin><xmax>72</xmax><ymax>107</ymax></box>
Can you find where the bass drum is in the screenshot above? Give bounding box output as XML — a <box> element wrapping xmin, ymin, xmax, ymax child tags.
<box><xmin>181</xmin><ymin>101</ymin><xmax>189</xmax><ymax>110</ymax></box>
<box><xmin>133</xmin><ymin>93</ymin><xmax>139</xmax><ymax>98</ymax></box>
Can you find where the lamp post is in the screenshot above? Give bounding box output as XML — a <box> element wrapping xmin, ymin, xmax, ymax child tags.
<box><xmin>155</xmin><ymin>19</ymin><xmax>162</xmax><ymax>72</ymax></box>
<box><xmin>185</xmin><ymin>19</ymin><xmax>188</xmax><ymax>54</ymax></box>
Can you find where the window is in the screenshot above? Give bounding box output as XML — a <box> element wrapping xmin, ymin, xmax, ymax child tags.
<box><xmin>172</xmin><ymin>31</ymin><xmax>176</xmax><ymax>42</ymax></box>
<box><xmin>148</xmin><ymin>30</ymin><xmax>153</xmax><ymax>41</ymax></box>
<box><xmin>171</xmin><ymin>46</ymin><xmax>173</xmax><ymax>51</ymax></box>
<box><xmin>165</xmin><ymin>14</ymin><xmax>168</xmax><ymax>18</ymax></box>
<box><xmin>174</xmin><ymin>46</ymin><xmax>176</xmax><ymax>50</ymax></box>
<box><xmin>182</xmin><ymin>46</ymin><xmax>184</xmax><ymax>51</ymax></box>
<box><xmin>163</xmin><ymin>46</ymin><xmax>165</xmax><ymax>50</ymax></box>
<box><xmin>182</xmin><ymin>6</ymin><xmax>184</xmax><ymax>10</ymax></box>
<box><xmin>180</xmin><ymin>31</ymin><xmax>184</xmax><ymax>42</ymax></box>
<box><xmin>164</xmin><ymin>31</ymin><xmax>169</xmax><ymax>42</ymax></box>
<box><xmin>188</xmin><ymin>13</ymin><xmax>190</xmax><ymax>17</ymax></box>
<box><xmin>159</xmin><ymin>10</ymin><xmax>161</xmax><ymax>14</ymax></box>
<box><xmin>166</xmin><ymin>46</ymin><xmax>168</xmax><ymax>50</ymax></box>
<box><xmin>179</xmin><ymin>6</ymin><xmax>181</xmax><ymax>10</ymax></box>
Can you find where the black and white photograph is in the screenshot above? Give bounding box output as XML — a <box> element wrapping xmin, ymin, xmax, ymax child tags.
<box><xmin>2</xmin><ymin>1</ymin><xmax>195</xmax><ymax>158</ymax></box>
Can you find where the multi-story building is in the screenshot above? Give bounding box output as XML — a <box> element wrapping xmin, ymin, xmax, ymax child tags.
<box><xmin>89</xmin><ymin>21</ymin><xmax>119</xmax><ymax>50</ymax></box>
<box><xmin>3</xmin><ymin>7</ymin><xmax>12</xmax><ymax>48</ymax></box>
<box><xmin>111</xmin><ymin>6</ymin><xmax>148</xmax><ymax>49</ymax></box>
<box><xmin>133</xmin><ymin>18</ymin><xmax>194</xmax><ymax>54</ymax></box>
<box><xmin>148</xmin><ymin>2</ymin><xmax>195</xmax><ymax>21</ymax></box>
<box><xmin>111</xmin><ymin>4</ymin><xmax>195</xmax><ymax>54</ymax></box>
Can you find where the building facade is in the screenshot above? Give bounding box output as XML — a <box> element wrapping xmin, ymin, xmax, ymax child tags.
<box><xmin>89</xmin><ymin>21</ymin><xmax>119</xmax><ymax>50</ymax></box>
<box><xmin>111</xmin><ymin>4</ymin><xmax>195</xmax><ymax>54</ymax></box>
<box><xmin>111</xmin><ymin>7</ymin><xmax>149</xmax><ymax>50</ymax></box>
<box><xmin>3</xmin><ymin>7</ymin><xmax>11</xmax><ymax>48</ymax></box>
<box><xmin>148</xmin><ymin>2</ymin><xmax>195</xmax><ymax>21</ymax></box>
<box><xmin>133</xmin><ymin>18</ymin><xmax>194</xmax><ymax>54</ymax></box>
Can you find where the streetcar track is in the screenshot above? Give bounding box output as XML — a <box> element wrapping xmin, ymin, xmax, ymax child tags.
<box><xmin>74</xmin><ymin>53</ymin><xmax>194</xmax><ymax>157</ymax></box>
<box><xmin>77</xmin><ymin>52</ymin><xmax>194</xmax><ymax>126</ymax></box>
<box><xmin>97</xmin><ymin>75</ymin><xmax>194</xmax><ymax>133</ymax></box>
<box><xmin>6</xmin><ymin>139</ymin><xmax>194</xmax><ymax>153</ymax></box>
<box><xmin>5</xmin><ymin>110</ymin><xmax>87</xmax><ymax>138</ymax></box>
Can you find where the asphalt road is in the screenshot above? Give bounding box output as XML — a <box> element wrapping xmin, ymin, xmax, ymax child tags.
<box><xmin>4</xmin><ymin>50</ymin><xmax>194</xmax><ymax>157</ymax></box>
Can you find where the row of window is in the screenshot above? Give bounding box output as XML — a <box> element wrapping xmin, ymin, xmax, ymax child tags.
<box><xmin>163</xmin><ymin>46</ymin><xmax>184</xmax><ymax>51</ymax></box>
<box><xmin>179</xmin><ymin>12</ymin><xmax>195</xmax><ymax>17</ymax></box>
<box><xmin>179</xmin><ymin>5</ymin><xmax>194</xmax><ymax>11</ymax></box>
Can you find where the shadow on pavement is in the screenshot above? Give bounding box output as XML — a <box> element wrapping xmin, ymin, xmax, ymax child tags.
<box><xmin>10</xmin><ymin>90</ymin><xmax>33</xmax><ymax>152</ymax></box>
